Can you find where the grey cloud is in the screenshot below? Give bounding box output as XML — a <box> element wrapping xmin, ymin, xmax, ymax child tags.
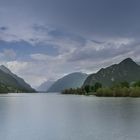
<box><xmin>68</xmin><ymin>40</ymin><xmax>140</xmax><ymax>62</ymax></box>
<box><xmin>32</xmin><ymin>24</ymin><xmax>87</xmax><ymax>46</ymax></box>
<box><xmin>36</xmin><ymin>0</ymin><xmax>140</xmax><ymax>38</ymax></box>
<box><xmin>1</xmin><ymin>0</ymin><xmax>140</xmax><ymax>38</ymax></box>
<box><xmin>0</xmin><ymin>26</ymin><xmax>8</xmax><ymax>31</ymax></box>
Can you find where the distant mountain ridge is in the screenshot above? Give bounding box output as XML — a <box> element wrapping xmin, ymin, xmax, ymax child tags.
<box><xmin>83</xmin><ymin>58</ymin><xmax>140</xmax><ymax>87</ymax></box>
<box><xmin>47</xmin><ymin>72</ymin><xmax>88</xmax><ymax>92</ymax></box>
<box><xmin>0</xmin><ymin>65</ymin><xmax>35</xmax><ymax>93</ymax></box>
<box><xmin>37</xmin><ymin>80</ymin><xmax>55</xmax><ymax>92</ymax></box>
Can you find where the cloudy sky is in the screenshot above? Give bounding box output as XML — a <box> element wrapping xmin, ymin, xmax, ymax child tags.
<box><xmin>0</xmin><ymin>0</ymin><xmax>140</xmax><ymax>88</ymax></box>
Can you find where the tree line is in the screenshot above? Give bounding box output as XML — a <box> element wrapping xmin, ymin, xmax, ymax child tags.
<box><xmin>62</xmin><ymin>82</ymin><xmax>102</xmax><ymax>95</ymax></box>
<box><xmin>0</xmin><ymin>82</ymin><xmax>34</xmax><ymax>93</ymax></box>
<box><xmin>62</xmin><ymin>81</ymin><xmax>140</xmax><ymax>97</ymax></box>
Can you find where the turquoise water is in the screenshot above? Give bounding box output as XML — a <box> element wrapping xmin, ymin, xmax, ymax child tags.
<box><xmin>0</xmin><ymin>94</ymin><xmax>140</xmax><ymax>140</ymax></box>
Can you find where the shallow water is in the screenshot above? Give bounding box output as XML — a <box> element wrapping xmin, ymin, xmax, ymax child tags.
<box><xmin>0</xmin><ymin>93</ymin><xmax>140</xmax><ymax>140</ymax></box>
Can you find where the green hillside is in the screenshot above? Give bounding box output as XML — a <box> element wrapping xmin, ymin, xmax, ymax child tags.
<box><xmin>83</xmin><ymin>58</ymin><xmax>140</xmax><ymax>87</ymax></box>
<box><xmin>0</xmin><ymin>65</ymin><xmax>35</xmax><ymax>93</ymax></box>
<box><xmin>48</xmin><ymin>72</ymin><xmax>88</xmax><ymax>92</ymax></box>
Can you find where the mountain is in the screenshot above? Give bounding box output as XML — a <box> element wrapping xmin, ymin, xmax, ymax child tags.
<box><xmin>137</xmin><ymin>62</ymin><xmax>140</xmax><ymax>65</ymax></box>
<box><xmin>83</xmin><ymin>58</ymin><xmax>140</xmax><ymax>87</ymax></box>
<box><xmin>47</xmin><ymin>72</ymin><xmax>88</xmax><ymax>92</ymax></box>
<box><xmin>37</xmin><ymin>80</ymin><xmax>55</xmax><ymax>92</ymax></box>
<box><xmin>0</xmin><ymin>65</ymin><xmax>35</xmax><ymax>93</ymax></box>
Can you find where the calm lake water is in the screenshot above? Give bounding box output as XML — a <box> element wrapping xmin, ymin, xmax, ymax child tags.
<box><xmin>0</xmin><ymin>94</ymin><xmax>140</xmax><ymax>140</ymax></box>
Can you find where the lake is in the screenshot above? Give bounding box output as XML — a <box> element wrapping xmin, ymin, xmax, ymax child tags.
<box><xmin>0</xmin><ymin>94</ymin><xmax>140</xmax><ymax>140</ymax></box>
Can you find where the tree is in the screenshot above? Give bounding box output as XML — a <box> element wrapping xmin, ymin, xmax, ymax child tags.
<box><xmin>132</xmin><ymin>81</ymin><xmax>140</xmax><ymax>87</ymax></box>
<box><xmin>84</xmin><ymin>85</ymin><xmax>90</xmax><ymax>93</ymax></box>
<box><xmin>120</xmin><ymin>81</ymin><xmax>129</xmax><ymax>88</ymax></box>
<box><xmin>94</xmin><ymin>82</ymin><xmax>102</xmax><ymax>92</ymax></box>
<box><xmin>90</xmin><ymin>86</ymin><xmax>95</xmax><ymax>92</ymax></box>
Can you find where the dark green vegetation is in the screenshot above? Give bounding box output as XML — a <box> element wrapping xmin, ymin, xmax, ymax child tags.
<box><xmin>96</xmin><ymin>81</ymin><xmax>140</xmax><ymax>97</ymax></box>
<box><xmin>0</xmin><ymin>83</ymin><xmax>32</xmax><ymax>93</ymax></box>
<box><xmin>62</xmin><ymin>82</ymin><xmax>102</xmax><ymax>95</ymax></box>
<box><xmin>48</xmin><ymin>72</ymin><xmax>88</xmax><ymax>92</ymax></box>
<box><xmin>62</xmin><ymin>58</ymin><xmax>140</xmax><ymax>97</ymax></box>
<box><xmin>62</xmin><ymin>88</ymin><xmax>86</xmax><ymax>95</ymax></box>
<box><xmin>0</xmin><ymin>65</ymin><xmax>36</xmax><ymax>93</ymax></box>
<box><xmin>62</xmin><ymin>81</ymin><xmax>140</xmax><ymax>97</ymax></box>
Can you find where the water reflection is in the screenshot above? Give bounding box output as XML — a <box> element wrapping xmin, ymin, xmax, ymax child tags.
<box><xmin>0</xmin><ymin>94</ymin><xmax>140</xmax><ymax>140</ymax></box>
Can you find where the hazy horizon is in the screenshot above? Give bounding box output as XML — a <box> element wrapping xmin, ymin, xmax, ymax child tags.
<box><xmin>0</xmin><ymin>0</ymin><xmax>140</xmax><ymax>88</ymax></box>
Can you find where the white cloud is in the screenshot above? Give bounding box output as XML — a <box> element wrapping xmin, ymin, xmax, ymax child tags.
<box><xmin>3</xmin><ymin>49</ymin><xmax>16</xmax><ymax>59</ymax></box>
<box><xmin>5</xmin><ymin>60</ymin><xmax>45</xmax><ymax>88</ymax></box>
<box><xmin>6</xmin><ymin>61</ymin><xmax>28</xmax><ymax>73</ymax></box>
<box><xmin>0</xmin><ymin>49</ymin><xmax>16</xmax><ymax>60</ymax></box>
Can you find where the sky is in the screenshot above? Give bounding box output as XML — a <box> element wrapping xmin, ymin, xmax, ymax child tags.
<box><xmin>0</xmin><ymin>0</ymin><xmax>140</xmax><ymax>88</ymax></box>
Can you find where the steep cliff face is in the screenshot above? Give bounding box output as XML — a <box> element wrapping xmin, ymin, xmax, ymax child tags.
<box><xmin>83</xmin><ymin>58</ymin><xmax>140</xmax><ymax>87</ymax></box>
<box><xmin>0</xmin><ymin>65</ymin><xmax>35</xmax><ymax>93</ymax></box>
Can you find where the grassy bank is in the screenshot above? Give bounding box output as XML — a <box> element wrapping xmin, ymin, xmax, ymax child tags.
<box><xmin>96</xmin><ymin>87</ymin><xmax>140</xmax><ymax>97</ymax></box>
